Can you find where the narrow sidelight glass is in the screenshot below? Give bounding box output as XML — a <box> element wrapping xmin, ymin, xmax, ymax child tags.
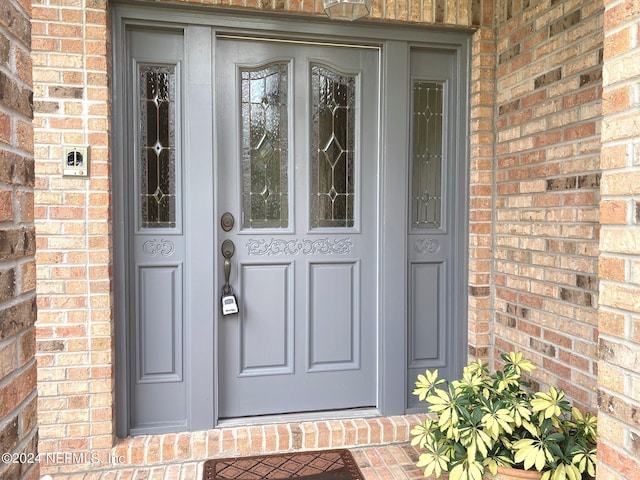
<box><xmin>139</xmin><ymin>65</ymin><xmax>177</xmax><ymax>229</ymax></box>
<box><xmin>411</xmin><ymin>81</ymin><xmax>443</xmax><ymax>230</ymax></box>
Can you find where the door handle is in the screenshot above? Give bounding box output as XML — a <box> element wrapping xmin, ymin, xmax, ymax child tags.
<box><xmin>220</xmin><ymin>239</ymin><xmax>239</xmax><ymax>315</ymax></box>
<box><xmin>221</xmin><ymin>239</ymin><xmax>235</xmax><ymax>295</ymax></box>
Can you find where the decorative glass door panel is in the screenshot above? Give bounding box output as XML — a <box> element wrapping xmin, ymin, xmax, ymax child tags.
<box><xmin>138</xmin><ymin>64</ymin><xmax>179</xmax><ymax>230</ymax></box>
<box><xmin>241</xmin><ymin>63</ymin><xmax>289</xmax><ymax>229</ymax></box>
<box><xmin>311</xmin><ymin>65</ymin><xmax>357</xmax><ymax>229</ymax></box>
<box><xmin>411</xmin><ymin>81</ymin><xmax>443</xmax><ymax>231</ymax></box>
<box><xmin>216</xmin><ymin>38</ymin><xmax>379</xmax><ymax>418</ymax></box>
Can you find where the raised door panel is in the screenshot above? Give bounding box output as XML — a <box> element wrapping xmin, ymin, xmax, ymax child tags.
<box><xmin>408</xmin><ymin>262</ymin><xmax>445</xmax><ymax>366</ymax></box>
<box><xmin>136</xmin><ymin>264</ymin><xmax>183</xmax><ymax>381</ymax></box>
<box><xmin>239</xmin><ymin>263</ymin><xmax>293</xmax><ymax>375</ymax></box>
<box><xmin>308</xmin><ymin>261</ymin><xmax>360</xmax><ymax>371</ymax></box>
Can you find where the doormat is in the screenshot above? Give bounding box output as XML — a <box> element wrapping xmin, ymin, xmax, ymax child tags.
<box><xmin>203</xmin><ymin>449</ymin><xmax>364</xmax><ymax>480</ymax></box>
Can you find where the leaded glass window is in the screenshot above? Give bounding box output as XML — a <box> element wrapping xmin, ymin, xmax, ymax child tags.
<box><xmin>241</xmin><ymin>63</ymin><xmax>289</xmax><ymax>229</ymax></box>
<box><xmin>411</xmin><ymin>81</ymin><xmax>443</xmax><ymax>230</ymax></box>
<box><xmin>310</xmin><ymin>65</ymin><xmax>356</xmax><ymax>229</ymax></box>
<box><xmin>139</xmin><ymin>65</ymin><xmax>177</xmax><ymax>229</ymax></box>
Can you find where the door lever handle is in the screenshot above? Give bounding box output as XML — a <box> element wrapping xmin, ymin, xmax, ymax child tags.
<box><xmin>224</xmin><ymin>258</ymin><xmax>231</xmax><ymax>289</ymax></box>
<box><xmin>221</xmin><ymin>239</ymin><xmax>235</xmax><ymax>295</ymax></box>
<box><xmin>220</xmin><ymin>239</ymin><xmax>239</xmax><ymax>315</ymax></box>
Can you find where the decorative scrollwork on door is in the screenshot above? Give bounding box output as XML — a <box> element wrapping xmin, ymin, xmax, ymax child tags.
<box><xmin>143</xmin><ymin>238</ymin><xmax>175</xmax><ymax>256</ymax></box>
<box><xmin>247</xmin><ymin>238</ymin><xmax>353</xmax><ymax>256</ymax></box>
<box><xmin>414</xmin><ymin>237</ymin><xmax>440</xmax><ymax>254</ymax></box>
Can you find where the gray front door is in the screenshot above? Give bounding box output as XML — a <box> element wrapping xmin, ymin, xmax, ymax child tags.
<box><xmin>215</xmin><ymin>38</ymin><xmax>379</xmax><ymax>418</ymax></box>
<box><xmin>113</xmin><ymin>7</ymin><xmax>471</xmax><ymax>435</ymax></box>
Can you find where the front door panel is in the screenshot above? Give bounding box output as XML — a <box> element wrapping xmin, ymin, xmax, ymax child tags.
<box><xmin>406</xmin><ymin>48</ymin><xmax>463</xmax><ymax>410</ymax></box>
<box><xmin>126</xmin><ymin>28</ymin><xmax>188</xmax><ymax>432</ymax></box>
<box><xmin>216</xmin><ymin>38</ymin><xmax>379</xmax><ymax>418</ymax></box>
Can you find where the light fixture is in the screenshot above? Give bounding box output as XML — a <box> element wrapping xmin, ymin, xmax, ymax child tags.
<box><xmin>323</xmin><ymin>0</ymin><xmax>373</xmax><ymax>21</ymax></box>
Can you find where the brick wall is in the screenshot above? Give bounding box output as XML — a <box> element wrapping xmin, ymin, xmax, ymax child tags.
<box><xmin>31</xmin><ymin>0</ymin><xmax>114</xmax><ymax>459</ymax></box>
<box><xmin>30</xmin><ymin>0</ymin><xmax>494</xmax><ymax>473</ymax></box>
<box><xmin>598</xmin><ymin>0</ymin><xmax>640</xmax><ymax>478</ymax></box>
<box><xmin>493</xmin><ymin>0</ymin><xmax>603</xmax><ymax>413</ymax></box>
<box><xmin>468</xmin><ymin>14</ymin><xmax>496</xmax><ymax>361</ymax></box>
<box><xmin>0</xmin><ymin>0</ymin><xmax>39</xmax><ymax>479</ymax></box>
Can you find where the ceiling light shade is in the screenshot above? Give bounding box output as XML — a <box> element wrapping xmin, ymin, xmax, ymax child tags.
<box><xmin>322</xmin><ymin>0</ymin><xmax>374</xmax><ymax>21</ymax></box>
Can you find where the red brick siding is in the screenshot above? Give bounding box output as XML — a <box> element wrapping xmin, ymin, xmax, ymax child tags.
<box><xmin>598</xmin><ymin>0</ymin><xmax>640</xmax><ymax>478</ymax></box>
<box><xmin>468</xmin><ymin>6</ymin><xmax>497</xmax><ymax>360</ymax></box>
<box><xmin>493</xmin><ymin>0</ymin><xmax>603</xmax><ymax>412</ymax></box>
<box><xmin>31</xmin><ymin>0</ymin><xmax>114</xmax><ymax>463</ymax></box>
<box><xmin>0</xmin><ymin>0</ymin><xmax>39</xmax><ymax>479</ymax></box>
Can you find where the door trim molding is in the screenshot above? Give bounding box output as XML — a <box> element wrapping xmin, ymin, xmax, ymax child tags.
<box><xmin>111</xmin><ymin>2</ymin><xmax>471</xmax><ymax>437</ymax></box>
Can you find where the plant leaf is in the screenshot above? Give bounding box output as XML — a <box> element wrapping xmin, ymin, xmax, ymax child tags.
<box><xmin>413</xmin><ymin>369</ymin><xmax>444</xmax><ymax>401</ymax></box>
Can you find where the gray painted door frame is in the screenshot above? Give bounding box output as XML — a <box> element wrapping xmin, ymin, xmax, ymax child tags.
<box><xmin>111</xmin><ymin>2</ymin><xmax>471</xmax><ymax>437</ymax></box>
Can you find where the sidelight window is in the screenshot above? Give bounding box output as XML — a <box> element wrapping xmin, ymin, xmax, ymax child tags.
<box><xmin>139</xmin><ymin>65</ymin><xmax>178</xmax><ymax>229</ymax></box>
<box><xmin>410</xmin><ymin>81</ymin><xmax>443</xmax><ymax>230</ymax></box>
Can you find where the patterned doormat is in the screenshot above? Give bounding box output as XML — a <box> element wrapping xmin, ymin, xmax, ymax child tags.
<box><xmin>203</xmin><ymin>449</ymin><xmax>364</xmax><ymax>480</ymax></box>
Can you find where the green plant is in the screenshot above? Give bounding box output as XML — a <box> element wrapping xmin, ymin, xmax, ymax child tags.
<box><xmin>410</xmin><ymin>352</ymin><xmax>597</xmax><ymax>480</ymax></box>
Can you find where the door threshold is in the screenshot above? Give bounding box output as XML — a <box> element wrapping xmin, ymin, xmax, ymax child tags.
<box><xmin>217</xmin><ymin>407</ymin><xmax>381</xmax><ymax>428</ymax></box>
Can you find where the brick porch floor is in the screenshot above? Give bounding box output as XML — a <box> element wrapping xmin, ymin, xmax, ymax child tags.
<box><xmin>40</xmin><ymin>415</ymin><xmax>429</xmax><ymax>479</ymax></box>
<box><xmin>43</xmin><ymin>444</ymin><xmax>426</xmax><ymax>479</ymax></box>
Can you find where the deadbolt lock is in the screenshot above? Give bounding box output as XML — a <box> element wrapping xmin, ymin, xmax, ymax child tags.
<box><xmin>221</xmin><ymin>212</ymin><xmax>235</xmax><ymax>232</ymax></box>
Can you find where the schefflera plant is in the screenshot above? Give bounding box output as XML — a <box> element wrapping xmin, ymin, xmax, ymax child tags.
<box><xmin>410</xmin><ymin>352</ymin><xmax>597</xmax><ymax>480</ymax></box>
